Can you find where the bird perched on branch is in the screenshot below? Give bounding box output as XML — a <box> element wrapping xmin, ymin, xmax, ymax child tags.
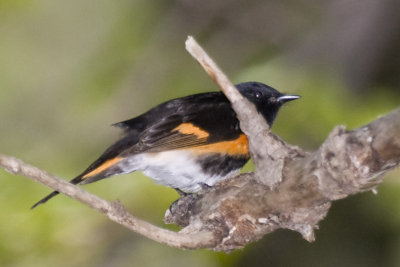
<box><xmin>32</xmin><ymin>82</ymin><xmax>299</xmax><ymax>208</ymax></box>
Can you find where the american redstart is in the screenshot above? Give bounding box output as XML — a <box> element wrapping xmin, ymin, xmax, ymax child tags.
<box><xmin>32</xmin><ymin>82</ymin><xmax>299</xmax><ymax>209</ymax></box>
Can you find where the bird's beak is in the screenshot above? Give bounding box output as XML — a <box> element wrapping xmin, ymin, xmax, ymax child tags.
<box><xmin>277</xmin><ymin>94</ymin><xmax>300</xmax><ymax>103</ymax></box>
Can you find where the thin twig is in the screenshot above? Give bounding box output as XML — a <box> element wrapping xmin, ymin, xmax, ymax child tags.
<box><xmin>0</xmin><ymin>154</ymin><xmax>215</xmax><ymax>249</ymax></box>
<box><xmin>185</xmin><ymin>36</ymin><xmax>296</xmax><ymax>187</ymax></box>
<box><xmin>185</xmin><ymin>36</ymin><xmax>244</xmax><ymax>103</ymax></box>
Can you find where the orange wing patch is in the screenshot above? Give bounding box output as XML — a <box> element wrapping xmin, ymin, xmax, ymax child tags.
<box><xmin>189</xmin><ymin>134</ymin><xmax>249</xmax><ymax>156</ymax></box>
<box><xmin>82</xmin><ymin>157</ymin><xmax>123</xmax><ymax>179</ymax></box>
<box><xmin>173</xmin><ymin>123</ymin><xmax>209</xmax><ymax>138</ymax></box>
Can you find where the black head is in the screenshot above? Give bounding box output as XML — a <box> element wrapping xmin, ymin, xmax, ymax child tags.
<box><xmin>236</xmin><ymin>82</ymin><xmax>300</xmax><ymax>126</ymax></box>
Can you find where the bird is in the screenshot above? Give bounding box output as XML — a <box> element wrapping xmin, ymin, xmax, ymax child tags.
<box><xmin>31</xmin><ymin>82</ymin><xmax>299</xmax><ymax>209</ymax></box>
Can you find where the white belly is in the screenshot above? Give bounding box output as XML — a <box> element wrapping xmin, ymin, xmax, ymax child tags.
<box><xmin>119</xmin><ymin>150</ymin><xmax>237</xmax><ymax>192</ymax></box>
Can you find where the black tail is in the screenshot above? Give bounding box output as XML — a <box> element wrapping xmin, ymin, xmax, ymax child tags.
<box><xmin>30</xmin><ymin>175</ymin><xmax>84</xmax><ymax>209</ymax></box>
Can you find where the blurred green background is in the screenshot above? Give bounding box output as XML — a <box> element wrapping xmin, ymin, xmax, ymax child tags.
<box><xmin>1</xmin><ymin>0</ymin><xmax>400</xmax><ymax>266</ymax></box>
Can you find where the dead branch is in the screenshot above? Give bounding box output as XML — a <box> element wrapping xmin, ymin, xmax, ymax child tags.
<box><xmin>186</xmin><ymin>36</ymin><xmax>299</xmax><ymax>187</ymax></box>
<box><xmin>166</xmin><ymin>108</ymin><xmax>400</xmax><ymax>251</ymax></box>
<box><xmin>1</xmin><ymin>36</ymin><xmax>399</xmax><ymax>252</ymax></box>
<box><xmin>0</xmin><ymin>155</ymin><xmax>215</xmax><ymax>249</ymax></box>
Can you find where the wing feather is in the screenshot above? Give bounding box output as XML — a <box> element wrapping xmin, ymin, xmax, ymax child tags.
<box><xmin>114</xmin><ymin>91</ymin><xmax>240</xmax><ymax>155</ymax></box>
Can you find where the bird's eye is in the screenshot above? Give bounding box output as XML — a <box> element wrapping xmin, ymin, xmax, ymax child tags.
<box><xmin>255</xmin><ymin>91</ymin><xmax>262</xmax><ymax>98</ymax></box>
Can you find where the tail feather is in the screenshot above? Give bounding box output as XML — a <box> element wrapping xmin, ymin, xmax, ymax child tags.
<box><xmin>30</xmin><ymin>175</ymin><xmax>84</xmax><ymax>209</ymax></box>
<box><xmin>31</xmin><ymin>152</ymin><xmax>126</xmax><ymax>209</ymax></box>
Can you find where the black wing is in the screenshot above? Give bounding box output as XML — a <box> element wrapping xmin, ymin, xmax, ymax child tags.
<box><xmin>31</xmin><ymin>92</ymin><xmax>242</xmax><ymax>208</ymax></box>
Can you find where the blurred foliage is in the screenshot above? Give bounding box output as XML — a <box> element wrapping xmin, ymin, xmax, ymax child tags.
<box><xmin>1</xmin><ymin>0</ymin><xmax>400</xmax><ymax>267</ymax></box>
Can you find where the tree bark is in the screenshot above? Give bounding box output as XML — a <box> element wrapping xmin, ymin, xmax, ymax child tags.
<box><xmin>166</xmin><ymin>109</ymin><xmax>400</xmax><ymax>251</ymax></box>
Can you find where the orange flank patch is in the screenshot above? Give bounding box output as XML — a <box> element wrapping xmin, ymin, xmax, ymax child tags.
<box><xmin>82</xmin><ymin>157</ymin><xmax>123</xmax><ymax>179</ymax></box>
<box><xmin>190</xmin><ymin>134</ymin><xmax>249</xmax><ymax>156</ymax></box>
<box><xmin>173</xmin><ymin>123</ymin><xmax>209</xmax><ymax>138</ymax></box>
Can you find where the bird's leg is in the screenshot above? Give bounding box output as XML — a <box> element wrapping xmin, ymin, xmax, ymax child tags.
<box><xmin>169</xmin><ymin>188</ymin><xmax>188</xmax><ymax>213</ymax></box>
<box><xmin>199</xmin><ymin>183</ymin><xmax>212</xmax><ymax>191</ymax></box>
<box><xmin>174</xmin><ymin>188</ymin><xmax>188</xmax><ymax>197</ymax></box>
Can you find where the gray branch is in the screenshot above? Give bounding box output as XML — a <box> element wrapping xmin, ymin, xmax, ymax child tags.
<box><xmin>166</xmin><ymin>108</ymin><xmax>400</xmax><ymax>251</ymax></box>
<box><xmin>1</xmin><ymin>37</ymin><xmax>399</xmax><ymax>252</ymax></box>
<box><xmin>0</xmin><ymin>154</ymin><xmax>215</xmax><ymax>249</ymax></box>
<box><xmin>186</xmin><ymin>36</ymin><xmax>299</xmax><ymax>187</ymax></box>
